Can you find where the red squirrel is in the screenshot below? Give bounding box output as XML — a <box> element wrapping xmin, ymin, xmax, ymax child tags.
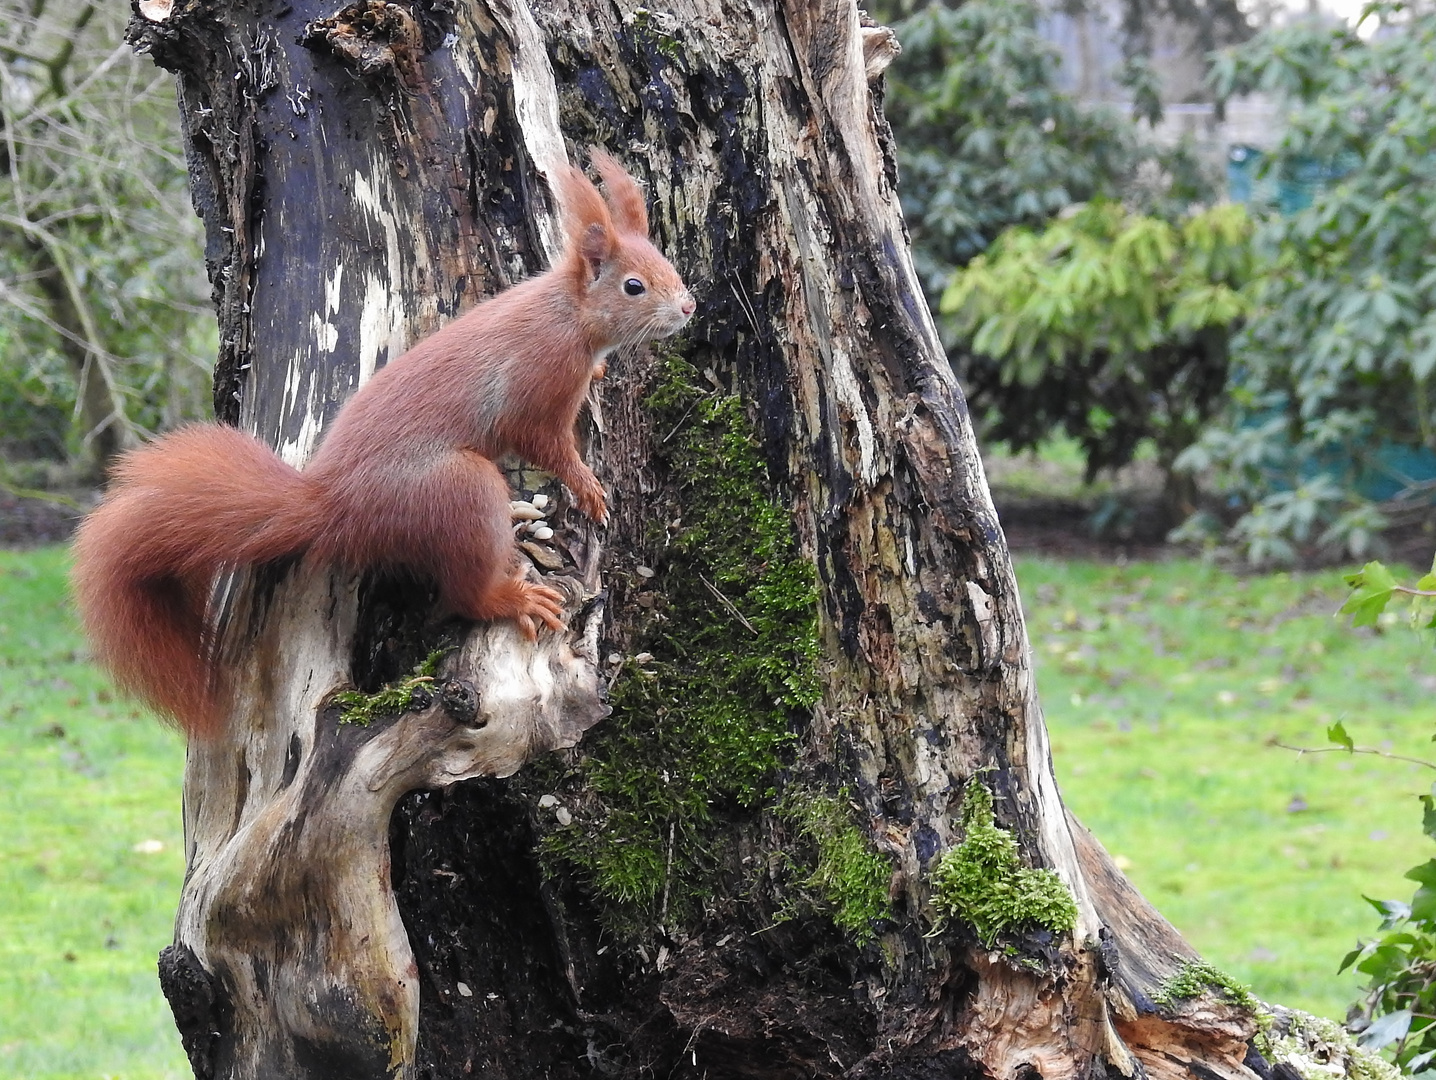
<box><xmin>71</xmin><ymin>149</ymin><xmax>696</xmax><ymax>738</ymax></box>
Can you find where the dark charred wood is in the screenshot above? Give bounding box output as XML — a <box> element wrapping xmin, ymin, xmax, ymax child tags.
<box><xmin>157</xmin><ymin>943</ymin><xmax>225</xmax><ymax>1080</ymax></box>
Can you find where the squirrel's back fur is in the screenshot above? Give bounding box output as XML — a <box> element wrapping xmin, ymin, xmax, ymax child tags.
<box><xmin>70</xmin><ymin>149</ymin><xmax>695</xmax><ymax>738</ymax></box>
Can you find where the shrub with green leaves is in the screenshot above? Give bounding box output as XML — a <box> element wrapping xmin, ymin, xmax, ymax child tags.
<box><xmin>1181</xmin><ymin>5</ymin><xmax>1436</xmax><ymax>561</ymax></box>
<box><xmin>882</xmin><ymin>0</ymin><xmax>1216</xmax><ymax>343</ymax></box>
<box><xmin>885</xmin><ymin>0</ymin><xmax>1138</xmax><ymax>298</ymax></box>
<box><xmin>942</xmin><ymin>200</ymin><xmax>1255</xmax><ymax>489</ymax></box>
<box><xmin>879</xmin><ymin>0</ymin><xmax>1227</xmax><ymax>503</ymax></box>
<box><xmin>1335</xmin><ymin>556</ymin><xmax>1436</xmax><ymax>1071</ymax></box>
<box><xmin>1342</xmin><ymin>811</ymin><xmax>1436</xmax><ymax>1073</ymax></box>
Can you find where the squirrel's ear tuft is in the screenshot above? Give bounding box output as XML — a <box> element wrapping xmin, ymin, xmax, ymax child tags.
<box><xmin>579</xmin><ymin>222</ymin><xmax>611</xmax><ymax>282</ymax></box>
<box><xmin>554</xmin><ymin>162</ymin><xmax>615</xmax><ymax>272</ymax></box>
<box><xmin>590</xmin><ymin>148</ymin><xmax>649</xmax><ymax>235</ymax></box>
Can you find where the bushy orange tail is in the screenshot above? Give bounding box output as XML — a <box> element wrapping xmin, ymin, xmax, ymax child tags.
<box><xmin>71</xmin><ymin>425</ymin><xmax>322</xmax><ymax>738</ymax></box>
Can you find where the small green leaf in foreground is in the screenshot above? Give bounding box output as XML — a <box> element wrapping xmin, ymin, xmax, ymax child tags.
<box><xmin>1340</xmin><ymin>561</ymin><xmax>1399</xmax><ymax>627</ymax></box>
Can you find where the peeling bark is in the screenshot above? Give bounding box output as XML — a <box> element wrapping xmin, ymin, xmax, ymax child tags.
<box><xmin>127</xmin><ymin>1</ymin><xmax>1277</xmax><ymax>1078</ymax></box>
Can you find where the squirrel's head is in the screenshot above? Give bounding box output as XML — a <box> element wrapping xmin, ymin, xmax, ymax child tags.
<box><xmin>555</xmin><ymin>149</ymin><xmax>696</xmax><ymax>351</ymax></box>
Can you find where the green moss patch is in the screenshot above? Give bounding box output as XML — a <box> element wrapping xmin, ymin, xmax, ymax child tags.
<box><xmin>536</xmin><ymin>355</ymin><xmax>820</xmax><ymax>936</ymax></box>
<box><xmin>1155</xmin><ymin>959</ymin><xmax>1259</xmax><ymax>1011</ymax></box>
<box><xmin>930</xmin><ymin>781</ymin><xmax>1078</xmax><ymax>947</ymax></box>
<box><xmin>780</xmin><ymin>791</ymin><xmax>891</xmax><ymax>944</ymax></box>
<box><xmin>332</xmin><ymin>646</ymin><xmax>449</xmax><ymax>726</ymax></box>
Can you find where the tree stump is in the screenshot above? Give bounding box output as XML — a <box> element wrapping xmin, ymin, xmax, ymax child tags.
<box><xmin>126</xmin><ymin>1</ymin><xmax>1305</xmax><ymax>1078</ymax></box>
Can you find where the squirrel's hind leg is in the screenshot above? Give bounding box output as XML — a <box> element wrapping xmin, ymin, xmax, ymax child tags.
<box><xmin>417</xmin><ymin>450</ymin><xmax>566</xmax><ymax>639</ymax></box>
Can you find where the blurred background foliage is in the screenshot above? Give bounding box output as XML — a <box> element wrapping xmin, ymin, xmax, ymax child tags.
<box><xmin>877</xmin><ymin>0</ymin><xmax>1436</xmax><ymax>565</ymax></box>
<box><xmin>1182</xmin><ymin>6</ymin><xmax>1436</xmax><ymax>562</ymax></box>
<box><xmin>874</xmin><ymin>0</ymin><xmax>1239</xmax><ymax>505</ymax></box>
<box><xmin>7</xmin><ymin>0</ymin><xmax>1436</xmax><ymax>567</ymax></box>
<box><xmin>0</xmin><ymin>0</ymin><xmax>212</xmax><ymax>488</ymax></box>
<box><xmin>941</xmin><ymin>199</ymin><xmax>1254</xmax><ymax>506</ymax></box>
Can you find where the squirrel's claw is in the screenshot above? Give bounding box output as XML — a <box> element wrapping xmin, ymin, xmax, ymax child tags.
<box><xmin>518</xmin><ymin>580</ymin><xmax>566</xmax><ymax>635</ymax></box>
<box><xmin>568</xmin><ymin>471</ymin><xmax>608</xmax><ymax>525</ymax></box>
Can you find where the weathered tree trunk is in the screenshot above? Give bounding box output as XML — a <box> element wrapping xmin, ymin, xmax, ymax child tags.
<box><xmin>127</xmin><ymin>2</ymin><xmax>1293</xmax><ymax>1079</ymax></box>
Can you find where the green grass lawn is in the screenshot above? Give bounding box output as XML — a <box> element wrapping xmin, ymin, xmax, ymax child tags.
<box><xmin>1017</xmin><ymin>555</ymin><xmax>1436</xmax><ymax>1022</ymax></box>
<box><xmin>1</xmin><ymin>544</ymin><xmax>1432</xmax><ymax>1074</ymax></box>
<box><xmin>0</xmin><ymin>545</ymin><xmax>189</xmax><ymax>1079</ymax></box>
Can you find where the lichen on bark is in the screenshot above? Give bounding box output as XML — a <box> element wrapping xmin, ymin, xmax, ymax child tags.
<box><xmin>1256</xmin><ymin>1008</ymin><xmax>1401</xmax><ymax>1080</ymax></box>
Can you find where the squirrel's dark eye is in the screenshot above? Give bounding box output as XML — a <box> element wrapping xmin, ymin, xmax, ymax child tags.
<box><xmin>623</xmin><ymin>278</ymin><xmax>646</xmax><ymax>296</ymax></box>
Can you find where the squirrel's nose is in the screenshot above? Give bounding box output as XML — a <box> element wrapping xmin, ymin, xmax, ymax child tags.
<box><xmin>680</xmin><ymin>293</ymin><xmax>696</xmax><ymax>317</ymax></box>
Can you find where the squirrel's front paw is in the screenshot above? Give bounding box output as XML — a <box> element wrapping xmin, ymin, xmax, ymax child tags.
<box><xmin>569</xmin><ymin>471</ymin><xmax>608</xmax><ymax>525</ymax></box>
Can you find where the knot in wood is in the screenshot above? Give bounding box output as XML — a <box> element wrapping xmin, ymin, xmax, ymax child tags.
<box><xmin>436</xmin><ymin>678</ymin><xmax>481</xmax><ymax>728</ymax></box>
